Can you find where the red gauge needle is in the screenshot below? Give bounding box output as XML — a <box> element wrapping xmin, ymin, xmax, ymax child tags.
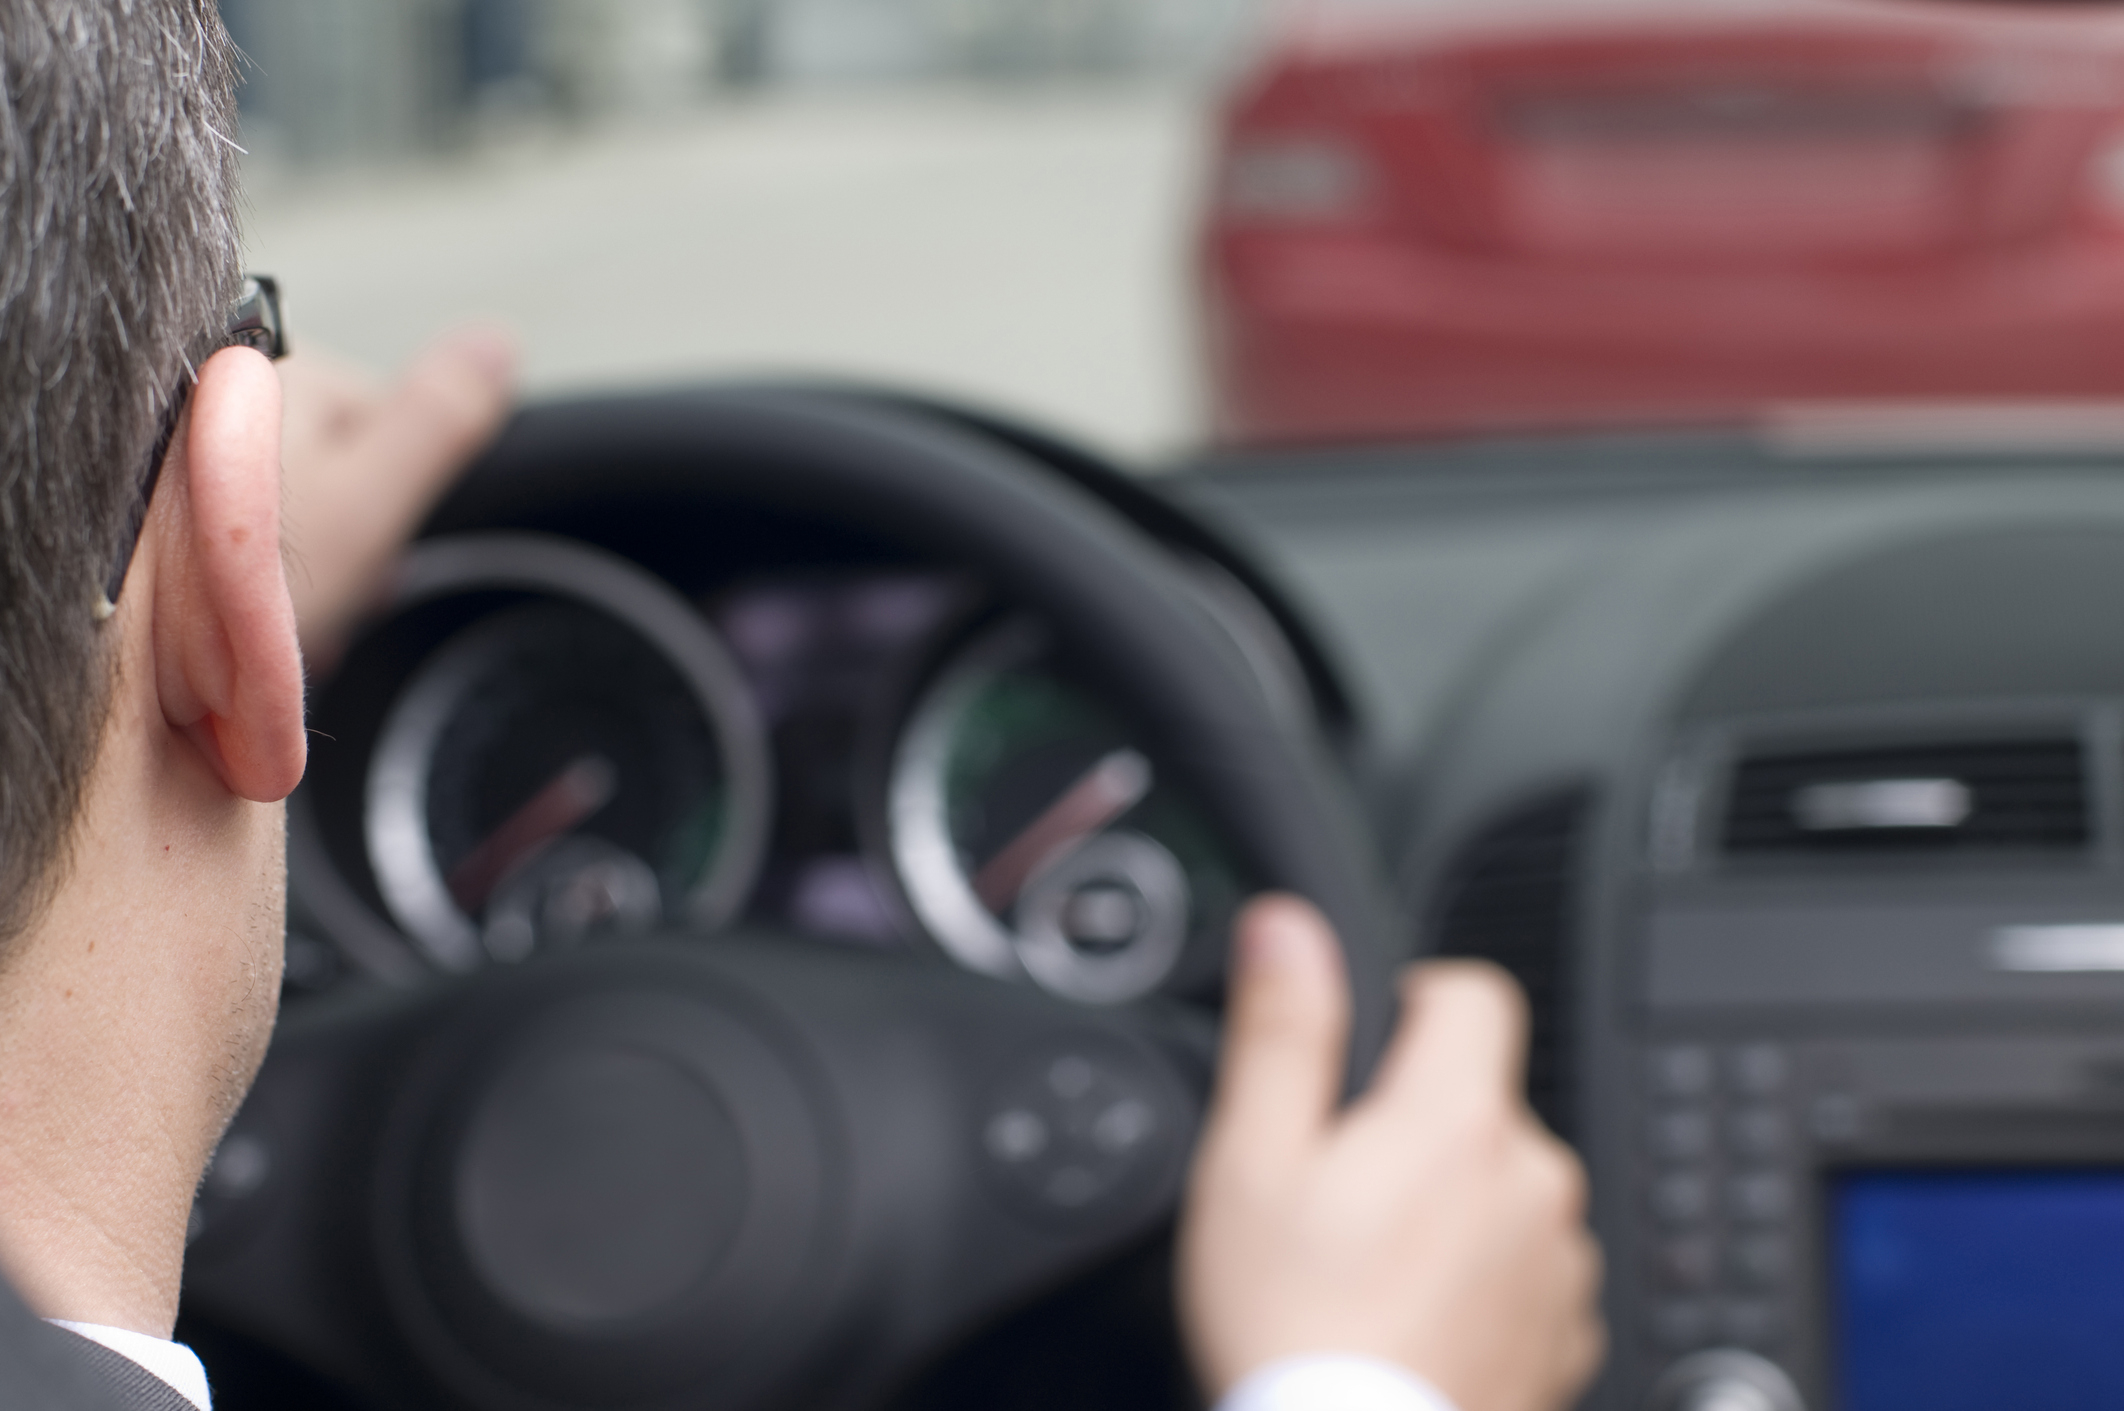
<box><xmin>447</xmin><ymin>754</ymin><xmax>619</xmax><ymax>914</ymax></box>
<box><xmin>972</xmin><ymin>748</ymin><xmax>1152</xmax><ymax>914</ymax></box>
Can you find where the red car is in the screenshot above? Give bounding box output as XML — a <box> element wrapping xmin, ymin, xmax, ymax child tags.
<box><xmin>1203</xmin><ymin>0</ymin><xmax>2124</xmax><ymax>446</ymax></box>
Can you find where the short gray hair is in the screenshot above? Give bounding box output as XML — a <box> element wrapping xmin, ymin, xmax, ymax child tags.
<box><xmin>0</xmin><ymin>0</ymin><xmax>244</xmax><ymax>942</ymax></box>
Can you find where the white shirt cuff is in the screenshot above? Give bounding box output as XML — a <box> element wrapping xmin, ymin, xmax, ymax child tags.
<box><xmin>1217</xmin><ymin>1353</ymin><xmax>1459</xmax><ymax>1411</ymax></box>
<box><xmin>48</xmin><ymin>1319</ymin><xmax>213</xmax><ymax>1411</ymax></box>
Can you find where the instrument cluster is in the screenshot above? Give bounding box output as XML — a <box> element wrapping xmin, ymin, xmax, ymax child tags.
<box><xmin>288</xmin><ymin>531</ymin><xmax>1249</xmax><ymax>1007</ymax></box>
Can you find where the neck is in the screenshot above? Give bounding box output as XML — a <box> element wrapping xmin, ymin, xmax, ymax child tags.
<box><xmin>0</xmin><ymin>674</ymin><xmax>284</xmax><ymax>1337</ymax></box>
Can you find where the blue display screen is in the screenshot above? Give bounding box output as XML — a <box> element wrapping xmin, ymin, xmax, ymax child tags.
<box><xmin>1835</xmin><ymin>1169</ymin><xmax>2124</xmax><ymax>1411</ymax></box>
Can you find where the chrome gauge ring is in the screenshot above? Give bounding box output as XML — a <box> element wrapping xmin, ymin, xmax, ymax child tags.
<box><xmin>364</xmin><ymin>536</ymin><xmax>772</xmax><ymax>972</ymax></box>
<box><xmin>887</xmin><ymin>620</ymin><xmax>1237</xmax><ymax>1004</ymax></box>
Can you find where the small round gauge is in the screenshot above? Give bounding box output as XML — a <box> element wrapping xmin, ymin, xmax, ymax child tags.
<box><xmin>886</xmin><ymin>620</ymin><xmax>1240</xmax><ymax>1004</ymax></box>
<box><xmin>364</xmin><ymin>538</ymin><xmax>771</xmax><ymax>971</ymax></box>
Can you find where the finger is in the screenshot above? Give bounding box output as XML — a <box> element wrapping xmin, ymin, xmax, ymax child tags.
<box><xmin>287</xmin><ymin>326</ymin><xmax>515</xmax><ymax>656</ymax></box>
<box><xmin>1540</xmin><ymin>1128</ymin><xmax>1590</xmax><ymax>1221</ymax></box>
<box><xmin>365</xmin><ymin>325</ymin><xmax>517</xmax><ymax>508</ymax></box>
<box><xmin>1199</xmin><ymin>894</ymin><xmax>1350</xmax><ymax>1174</ymax></box>
<box><xmin>1553</xmin><ymin>1234</ymin><xmax>1609</xmax><ymax>1398</ymax></box>
<box><xmin>1360</xmin><ymin>960</ymin><xmax>1529</xmax><ymax>1118</ymax></box>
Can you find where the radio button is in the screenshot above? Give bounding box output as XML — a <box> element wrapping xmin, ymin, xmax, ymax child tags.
<box><xmin>1718</xmin><ymin>1299</ymin><xmax>1784</xmax><ymax>1349</ymax></box>
<box><xmin>1727</xmin><ymin>1044</ymin><xmax>1788</xmax><ymax>1096</ymax></box>
<box><xmin>1811</xmin><ymin>1093</ymin><xmax>1863</xmax><ymax>1145</ymax></box>
<box><xmin>1729</xmin><ymin>1234</ymin><xmax>1789</xmax><ymax>1288</ymax></box>
<box><xmin>1650</xmin><ymin>1108</ymin><xmax>1715</xmax><ymax>1162</ymax></box>
<box><xmin>1652</xmin><ymin>1171</ymin><xmax>1714</xmax><ymax>1225</ymax></box>
<box><xmin>1726</xmin><ymin>1108</ymin><xmax>1787</xmax><ymax>1160</ymax></box>
<box><xmin>1650</xmin><ymin>1298</ymin><xmax>1714</xmax><ymax>1351</ymax></box>
<box><xmin>1650</xmin><ymin>1046</ymin><xmax>1716</xmax><ymax>1098</ymax></box>
<box><xmin>1655</xmin><ymin>1236</ymin><xmax>1719</xmax><ymax>1290</ymax></box>
<box><xmin>1647</xmin><ymin>1350</ymin><xmax>1803</xmax><ymax>1411</ymax></box>
<box><xmin>1728</xmin><ymin>1172</ymin><xmax>1792</xmax><ymax>1224</ymax></box>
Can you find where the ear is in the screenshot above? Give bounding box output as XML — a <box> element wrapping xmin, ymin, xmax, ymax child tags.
<box><xmin>151</xmin><ymin>346</ymin><xmax>307</xmax><ymax>802</ymax></box>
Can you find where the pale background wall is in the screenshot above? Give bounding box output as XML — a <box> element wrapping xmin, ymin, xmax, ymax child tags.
<box><xmin>223</xmin><ymin>0</ymin><xmax>1263</xmax><ymax>462</ymax></box>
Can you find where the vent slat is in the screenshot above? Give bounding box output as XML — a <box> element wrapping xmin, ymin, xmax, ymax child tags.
<box><xmin>1430</xmin><ymin>789</ymin><xmax>1591</xmax><ymax>1142</ymax></box>
<box><xmin>1721</xmin><ymin>739</ymin><xmax>2090</xmax><ymax>857</ymax></box>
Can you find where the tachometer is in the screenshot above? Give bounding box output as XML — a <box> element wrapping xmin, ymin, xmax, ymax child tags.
<box><xmin>886</xmin><ymin>620</ymin><xmax>1239</xmax><ymax>1003</ymax></box>
<box><xmin>364</xmin><ymin>537</ymin><xmax>771</xmax><ymax>971</ymax></box>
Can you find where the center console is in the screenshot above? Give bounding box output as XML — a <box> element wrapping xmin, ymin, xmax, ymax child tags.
<box><xmin>1609</xmin><ymin>719</ymin><xmax>2124</xmax><ymax>1411</ymax></box>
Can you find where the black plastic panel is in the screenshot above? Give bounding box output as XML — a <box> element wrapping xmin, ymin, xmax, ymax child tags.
<box><xmin>1428</xmin><ymin>788</ymin><xmax>1592</xmax><ymax>1140</ymax></box>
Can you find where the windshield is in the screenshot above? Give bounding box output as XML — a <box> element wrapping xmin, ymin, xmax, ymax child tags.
<box><xmin>222</xmin><ymin>0</ymin><xmax>2124</xmax><ymax>460</ymax></box>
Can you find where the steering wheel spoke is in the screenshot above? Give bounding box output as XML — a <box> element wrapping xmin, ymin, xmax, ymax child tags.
<box><xmin>184</xmin><ymin>937</ymin><xmax>1207</xmax><ymax>1411</ymax></box>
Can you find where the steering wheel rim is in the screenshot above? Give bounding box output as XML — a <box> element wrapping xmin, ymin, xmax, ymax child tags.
<box><xmin>197</xmin><ymin>387</ymin><xmax>1404</xmax><ymax>1411</ymax></box>
<box><xmin>421</xmin><ymin>387</ymin><xmax>1400</xmax><ymax>1082</ymax></box>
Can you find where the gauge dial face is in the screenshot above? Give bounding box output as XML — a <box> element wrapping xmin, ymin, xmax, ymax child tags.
<box><xmin>367</xmin><ymin>563</ymin><xmax>769</xmax><ymax>970</ymax></box>
<box><xmin>887</xmin><ymin>621</ymin><xmax>1239</xmax><ymax>1003</ymax></box>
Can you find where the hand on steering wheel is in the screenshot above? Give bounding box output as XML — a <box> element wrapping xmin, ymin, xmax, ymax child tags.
<box><xmin>1184</xmin><ymin>896</ymin><xmax>1605</xmax><ymax>1411</ymax></box>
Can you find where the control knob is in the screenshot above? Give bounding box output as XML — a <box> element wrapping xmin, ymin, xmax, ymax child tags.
<box><xmin>1648</xmin><ymin>1350</ymin><xmax>1802</xmax><ymax>1411</ymax></box>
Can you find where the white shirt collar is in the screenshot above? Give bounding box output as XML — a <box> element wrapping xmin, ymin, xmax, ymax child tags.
<box><xmin>47</xmin><ymin>1319</ymin><xmax>212</xmax><ymax>1411</ymax></box>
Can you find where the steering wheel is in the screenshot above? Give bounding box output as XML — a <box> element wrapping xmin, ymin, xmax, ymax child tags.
<box><xmin>181</xmin><ymin>390</ymin><xmax>1400</xmax><ymax>1411</ymax></box>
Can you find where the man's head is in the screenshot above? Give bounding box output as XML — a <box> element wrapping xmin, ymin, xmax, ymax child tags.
<box><xmin>0</xmin><ymin>0</ymin><xmax>252</xmax><ymax>939</ymax></box>
<box><xmin>0</xmin><ymin>0</ymin><xmax>307</xmax><ymax>1338</ymax></box>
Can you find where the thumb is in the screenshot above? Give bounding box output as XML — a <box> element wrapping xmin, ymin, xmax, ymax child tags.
<box><xmin>1199</xmin><ymin>895</ymin><xmax>1351</xmax><ymax>1178</ymax></box>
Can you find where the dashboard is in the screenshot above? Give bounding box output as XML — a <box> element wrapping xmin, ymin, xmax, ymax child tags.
<box><xmin>183</xmin><ymin>390</ymin><xmax>2124</xmax><ymax>1411</ymax></box>
<box><xmin>1181</xmin><ymin>431</ymin><xmax>2124</xmax><ymax>1411</ymax></box>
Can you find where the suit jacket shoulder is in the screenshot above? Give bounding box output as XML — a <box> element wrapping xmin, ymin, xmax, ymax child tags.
<box><xmin>37</xmin><ymin>1327</ymin><xmax>194</xmax><ymax>1411</ymax></box>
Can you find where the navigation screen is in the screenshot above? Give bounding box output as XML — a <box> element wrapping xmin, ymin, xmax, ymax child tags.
<box><xmin>1834</xmin><ymin>1170</ymin><xmax>2124</xmax><ymax>1411</ymax></box>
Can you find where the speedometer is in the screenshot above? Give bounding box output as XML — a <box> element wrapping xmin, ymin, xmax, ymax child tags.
<box><xmin>363</xmin><ymin>537</ymin><xmax>772</xmax><ymax>971</ymax></box>
<box><xmin>885</xmin><ymin>620</ymin><xmax>1241</xmax><ymax>1003</ymax></box>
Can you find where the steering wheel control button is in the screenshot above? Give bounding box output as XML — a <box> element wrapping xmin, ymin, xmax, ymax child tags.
<box><xmin>981</xmin><ymin>1040</ymin><xmax>1180</xmax><ymax>1223</ymax></box>
<box><xmin>1648</xmin><ymin>1350</ymin><xmax>1806</xmax><ymax>1411</ymax></box>
<box><xmin>984</xmin><ymin>1108</ymin><xmax>1050</xmax><ymax>1164</ymax></box>
<box><xmin>1091</xmin><ymin>1096</ymin><xmax>1157</xmax><ymax>1155</ymax></box>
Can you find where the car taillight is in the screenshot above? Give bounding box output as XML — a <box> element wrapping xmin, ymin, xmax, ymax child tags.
<box><xmin>2088</xmin><ymin>131</ymin><xmax>2124</xmax><ymax>221</ymax></box>
<box><xmin>1218</xmin><ymin>134</ymin><xmax>1372</xmax><ymax>221</ymax></box>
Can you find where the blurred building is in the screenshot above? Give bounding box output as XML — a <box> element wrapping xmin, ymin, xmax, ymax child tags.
<box><xmin>218</xmin><ymin>0</ymin><xmax>1259</xmax><ymax>165</ymax></box>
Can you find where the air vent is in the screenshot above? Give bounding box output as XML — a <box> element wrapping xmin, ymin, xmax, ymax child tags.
<box><xmin>1722</xmin><ymin>738</ymin><xmax>2090</xmax><ymax>857</ymax></box>
<box><xmin>1429</xmin><ymin>789</ymin><xmax>1592</xmax><ymax>1142</ymax></box>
